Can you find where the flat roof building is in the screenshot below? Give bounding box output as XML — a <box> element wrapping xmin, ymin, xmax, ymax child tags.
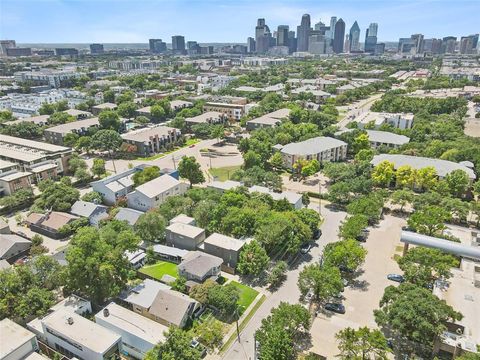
<box><xmin>44</xmin><ymin>117</ymin><xmax>100</xmax><ymax>145</ymax></box>
<box><xmin>0</xmin><ymin>318</ymin><xmax>38</xmax><ymax>360</ymax></box>
<box><xmin>95</xmin><ymin>302</ymin><xmax>167</xmax><ymax>359</ymax></box>
<box><xmin>353</xmin><ymin>111</ymin><xmax>415</xmax><ymax>130</ymax></box>
<box><xmin>121</xmin><ymin>126</ymin><xmax>181</xmax><ymax>157</ymax></box>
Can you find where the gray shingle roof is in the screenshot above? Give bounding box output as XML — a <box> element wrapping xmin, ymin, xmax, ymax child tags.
<box><xmin>178</xmin><ymin>251</ymin><xmax>222</xmax><ymax>278</ymax></box>
<box><xmin>115</xmin><ymin>208</ymin><xmax>144</xmax><ymax>226</ymax></box>
<box><xmin>281</xmin><ymin>136</ymin><xmax>347</xmax><ymax>156</ymax></box>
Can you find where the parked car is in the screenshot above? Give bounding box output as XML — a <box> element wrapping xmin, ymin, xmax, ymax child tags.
<box><xmin>356</xmin><ymin>229</ymin><xmax>369</xmax><ymax>242</ymax></box>
<box><xmin>339</xmin><ymin>265</ymin><xmax>354</xmax><ymax>274</ymax></box>
<box><xmin>324</xmin><ymin>303</ymin><xmax>345</xmax><ymax>314</ymax></box>
<box><xmin>300</xmin><ymin>243</ymin><xmax>312</xmax><ymax>254</ymax></box>
<box><xmin>401</xmin><ymin>226</ymin><xmax>415</xmax><ymax>232</ymax></box>
<box><xmin>313</xmin><ymin>229</ymin><xmax>322</xmax><ymax>239</ymax></box>
<box><xmin>387</xmin><ymin>274</ymin><xmax>405</xmax><ymax>283</ymax></box>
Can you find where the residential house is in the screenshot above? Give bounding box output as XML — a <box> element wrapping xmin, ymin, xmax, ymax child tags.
<box><xmin>63</xmin><ymin>108</ymin><xmax>92</xmax><ymax>120</ymax></box>
<box><xmin>70</xmin><ymin>200</ymin><xmax>109</xmax><ymax>226</ymax></box>
<box><xmin>276</xmin><ymin>136</ymin><xmax>348</xmax><ymax>168</ymax></box>
<box><xmin>202</xmin><ymin>233</ymin><xmax>248</xmax><ymax>270</ymax></box>
<box><xmin>125</xmin><ymin>249</ymin><xmax>146</xmax><ymax>270</ymax></box>
<box><xmin>246</xmin><ymin>108</ymin><xmax>290</xmax><ymax>131</ymax></box>
<box><xmin>32</xmin><ymin>310</ymin><xmax>121</xmax><ymax>360</ymax></box>
<box><xmin>0</xmin><ymin>318</ymin><xmax>38</xmax><ymax>360</ymax></box>
<box><xmin>121</xmin><ymin>126</ymin><xmax>181</xmax><ymax>156</ymax></box>
<box><xmin>121</xmin><ymin>279</ymin><xmax>201</xmax><ymax>328</ymax></box>
<box><xmin>127</xmin><ymin>174</ymin><xmax>188</xmax><ymax>212</ymax></box>
<box><xmin>0</xmin><ymin>234</ymin><xmax>31</xmax><ymax>264</ymax></box>
<box><xmin>169</xmin><ymin>213</ymin><xmax>196</xmax><ymax>226</ymax></box>
<box><xmin>165</xmin><ymin>222</ymin><xmax>206</xmax><ymax>250</ymax></box>
<box><xmin>26</xmin><ymin>211</ymin><xmax>79</xmax><ymax>239</ymax></box>
<box><xmin>177</xmin><ymin>251</ymin><xmax>222</xmax><ymax>283</ymax></box>
<box><xmin>95</xmin><ymin>302</ymin><xmax>167</xmax><ymax>360</ymax></box>
<box><xmin>115</xmin><ymin>207</ymin><xmax>144</xmax><ymax>226</ymax></box>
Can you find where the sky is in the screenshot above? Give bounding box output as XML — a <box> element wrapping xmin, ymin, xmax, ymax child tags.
<box><xmin>1</xmin><ymin>0</ymin><xmax>479</xmax><ymax>44</ymax></box>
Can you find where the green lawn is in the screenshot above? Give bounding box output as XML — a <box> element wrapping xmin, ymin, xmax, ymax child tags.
<box><xmin>139</xmin><ymin>261</ymin><xmax>178</xmax><ymax>280</ymax></box>
<box><xmin>229</xmin><ymin>281</ymin><xmax>259</xmax><ymax>314</ymax></box>
<box><xmin>209</xmin><ymin>165</ymin><xmax>241</xmax><ymax>181</ymax></box>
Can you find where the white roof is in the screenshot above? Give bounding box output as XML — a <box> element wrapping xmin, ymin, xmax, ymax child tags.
<box><xmin>121</xmin><ymin>125</ymin><xmax>179</xmax><ymax>143</ymax></box>
<box><xmin>45</xmin><ymin>117</ymin><xmax>99</xmax><ymax>135</ymax></box>
<box><xmin>0</xmin><ymin>170</ymin><xmax>31</xmax><ymax>182</ymax></box>
<box><xmin>204</xmin><ymin>232</ymin><xmax>245</xmax><ymax>251</ymax></box>
<box><xmin>185</xmin><ymin>111</ymin><xmax>224</xmax><ymax>124</ymax></box>
<box><xmin>371</xmin><ymin>154</ymin><xmax>476</xmax><ymax>180</ymax></box>
<box><xmin>365</xmin><ymin>130</ymin><xmax>410</xmax><ymax>145</ymax></box>
<box><xmin>170</xmin><ymin>214</ymin><xmax>195</xmax><ymax>225</ymax></box>
<box><xmin>0</xmin><ymin>318</ymin><xmax>37</xmax><ymax>358</ymax></box>
<box><xmin>95</xmin><ymin>302</ymin><xmax>167</xmax><ymax>345</ymax></box>
<box><xmin>41</xmin><ymin>310</ymin><xmax>121</xmax><ymax>354</ymax></box>
<box><xmin>208</xmin><ymin>180</ymin><xmax>242</xmax><ymax>191</ymax></box>
<box><xmin>123</xmin><ymin>279</ymin><xmax>170</xmax><ymax>309</ymax></box>
<box><xmin>266</xmin><ymin>108</ymin><xmax>291</xmax><ymax>119</ymax></box>
<box><xmin>0</xmin><ymin>159</ymin><xmax>16</xmax><ymax>171</ymax></box>
<box><xmin>280</xmin><ymin>136</ymin><xmax>347</xmax><ymax>156</ymax></box>
<box><xmin>134</xmin><ymin>174</ymin><xmax>181</xmax><ymax>198</ymax></box>
<box><xmin>152</xmin><ymin>244</ymin><xmax>189</xmax><ymax>258</ymax></box>
<box><xmin>166</xmin><ymin>222</ymin><xmax>204</xmax><ymax>238</ymax></box>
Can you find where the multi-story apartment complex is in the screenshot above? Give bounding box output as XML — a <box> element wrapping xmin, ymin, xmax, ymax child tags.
<box><xmin>121</xmin><ymin>126</ymin><xmax>181</xmax><ymax>156</ymax></box>
<box><xmin>14</xmin><ymin>69</ymin><xmax>81</xmax><ymax>88</ymax></box>
<box><xmin>203</xmin><ymin>102</ymin><xmax>245</xmax><ymax>121</ymax></box>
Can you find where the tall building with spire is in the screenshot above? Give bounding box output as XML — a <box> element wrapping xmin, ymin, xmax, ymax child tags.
<box><xmin>333</xmin><ymin>18</ymin><xmax>345</xmax><ymax>53</ymax></box>
<box><xmin>296</xmin><ymin>14</ymin><xmax>311</xmax><ymax>52</ymax></box>
<box><xmin>349</xmin><ymin>21</ymin><xmax>361</xmax><ymax>52</ymax></box>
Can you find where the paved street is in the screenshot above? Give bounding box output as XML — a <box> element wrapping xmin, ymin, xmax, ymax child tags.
<box><xmin>336</xmin><ymin>93</ymin><xmax>383</xmax><ymax>129</ymax></box>
<box><xmin>221</xmin><ymin>204</ymin><xmax>347</xmax><ymax>360</ymax></box>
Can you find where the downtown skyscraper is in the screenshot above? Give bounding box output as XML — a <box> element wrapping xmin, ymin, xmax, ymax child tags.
<box><xmin>349</xmin><ymin>21</ymin><xmax>361</xmax><ymax>52</ymax></box>
<box><xmin>364</xmin><ymin>23</ymin><xmax>378</xmax><ymax>53</ymax></box>
<box><xmin>296</xmin><ymin>14</ymin><xmax>311</xmax><ymax>52</ymax></box>
<box><xmin>333</xmin><ymin>18</ymin><xmax>345</xmax><ymax>53</ymax></box>
<box><xmin>255</xmin><ymin>18</ymin><xmax>272</xmax><ymax>54</ymax></box>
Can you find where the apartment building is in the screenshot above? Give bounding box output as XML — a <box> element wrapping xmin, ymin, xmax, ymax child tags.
<box><xmin>121</xmin><ymin>126</ymin><xmax>181</xmax><ymax>156</ymax></box>
<box><xmin>203</xmin><ymin>102</ymin><xmax>245</xmax><ymax>121</ymax></box>
<box><xmin>44</xmin><ymin>117</ymin><xmax>100</xmax><ymax>145</ymax></box>
<box><xmin>277</xmin><ymin>136</ymin><xmax>348</xmax><ymax>168</ymax></box>
<box><xmin>354</xmin><ymin>111</ymin><xmax>415</xmax><ymax>130</ymax></box>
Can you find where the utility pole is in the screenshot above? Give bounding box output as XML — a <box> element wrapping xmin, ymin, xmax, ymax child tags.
<box><xmin>235</xmin><ymin>307</ymin><xmax>241</xmax><ymax>342</ymax></box>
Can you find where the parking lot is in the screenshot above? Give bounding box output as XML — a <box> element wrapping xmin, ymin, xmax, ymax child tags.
<box><xmin>309</xmin><ymin>215</ymin><xmax>406</xmax><ymax>357</ymax></box>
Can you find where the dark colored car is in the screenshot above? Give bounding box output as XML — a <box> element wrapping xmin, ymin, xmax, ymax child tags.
<box><xmin>313</xmin><ymin>229</ymin><xmax>322</xmax><ymax>240</ymax></box>
<box><xmin>401</xmin><ymin>226</ymin><xmax>415</xmax><ymax>232</ymax></box>
<box><xmin>324</xmin><ymin>303</ymin><xmax>346</xmax><ymax>314</ymax></box>
<box><xmin>300</xmin><ymin>243</ymin><xmax>312</xmax><ymax>254</ymax></box>
<box><xmin>387</xmin><ymin>274</ymin><xmax>405</xmax><ymax>283</ymax></box>
<box><xmin>338</xmin><ymin>265</ymin><xmax>354</xmax><ymax>274</ymax></box>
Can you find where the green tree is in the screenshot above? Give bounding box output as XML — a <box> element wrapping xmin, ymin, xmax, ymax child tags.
<box><xmin>397</xmin><ymin>247</ymin><xmax>459</xmax><ymax>287</ymax></box>
<box><xmin>444</xmin><ymin>169</ymin><xmax>470</xmax><ymax>198</ymax></box>
<box><xmin>395</xmin><ymin>165</ymin><xmax>416</xmax><ymax>189</ymax></box>
<box><xmin>374</xmin><ymin>283</ymin><xmax>462</xmax><ymax>347</ymax></box>
<box><xmin>371</xmin><ymin>160</ymin><xmax>395</xmax><ymax>187</ymax></box>
<box><xmin>390</xmin><ymin>189</ymin><xmax>414</xmax><ymax>212</ymax></box>
<box><xmin>339</xmin><ymin>214</ymin><xmax>369</xmax><ymax>240</ymax></box>
<box><xmin>63</xmin><ymin>133</ymin><xmax>79</xmax><ymax>148</ymax></box>
<box><xmin>237</xmin><ymin>239</ymin><xmax>269</xmax><ymax>276</ymax></box>
<box><xmin>416</xmin><ymin>166</ymin><xmax>438</xmax><ymax>191</ymax></box>
<box><xmin>336</xmin><ymin>327</ymin><xmax>391</xmax><ymax>360</ymax></box>
<box><xmin>189</xmin><ymin>278</ymin><xmax>217</xmax><ymax>304</ymax></box>
<box><xmin>81</xmin><ymin>191</ymin><xmax>103</xmax><ymax>203</ymax></box>
<box><xmin>134</xmin><ymin>211</ymin><xmax>167</xmax><ymax>243</ymax></box>
<box><xmin>269</xmin><ymin>151</ymin><xmax>284</xmax><ymax>170</ymax></box>
<box><xmin>75</xmin><ymin>136</ymin><xmax>92</xmax><ymax>153</ymax></box>
<box><xmin>407</xmin><ymin>205</ymin><xmax>451</xmax><ymax>236</ymax></box>
<box><xmin>145</xmin><ymin>327</ymin><xmax>201</xmax><ymax>360</ymax></box>
<box><xmin>117</xmin><ymin>101</ymin><xmax>138</xmax><ymax>119</ymax></box>
<box><xmin>323</xmin><ymin>239</ymin><xmax>367</xmax><ymax>273</ymax></box>
<box><xmin>91</xmin><ymin>158</ymin><xmax>106</xmax><ymax>178</ymax></box>
<box><xmin>150</xmin><ymin>104</ymin><xmax>166</xmax><ymax>122</ymax></box>
<box><xmin>132</xmin><ymin>166</ymin><xmax>160</xmax><ymax>187</ymax></box>
<box><xmin>353</xmin><ymin>133</ymin><xmax>370</xmax><ymax>153</ymax></box>
<box><xmin>170</xmin><ymin>276</ymin><xmax>187</xmax><ymax>293</ymax></box>
<box><xmin>74</xmin><ymin>168</ymin><xmax>91</xmax><ymax>183</ymax></box>
<box><xmin>207</xmin><ymin>282</ymin><xmax>240</xmax><ymax>318</ymax></box>
<box><xmin>103</xmin><ymin>90</ymin><xmax>115</xmax><ymax>103</ymax></box>
<box><xmin>267</xmin><ymin>260</ymin><xmax>287</xmax><ymax>288</ymax></box>
<box><xmin>64</xmin><ymin>225</ymin><xmax>139</xmax><ymax>304</ymax></box>
<box><xmin>346</xmin><ymin>194</ymin><xmax>384</xmax><ymax>224</ymax></box>
<box><xmin>98</xmin><ymin>110</ymin><xmax>122</xmax><ymax>131</ymax></box>
<box><xmin>91</xmin><ymin>129</ymin><xmax>123</xmax><ymax>173</ymax></box>
<box><xmin>48</xmin><ymin>112</ymin><xmax>75</xmax><ymax>125</ymax></box>
<box><xmin>298</xmin><ymin>264</ymin><xmax>344</xmax><ymax>303</ymax></box>
<box><xmin>255</xmin><ymin>302</ymin><xmax>310</xmax><ymax>360</ymax></box>
<box><xmin>243</xmin><ymin>150</ymin><xmax>262</xmax><ymax>169</ymax></box>
<box><xmin>33</xmin><ymin>181</ymin><xmax>80</xmax><ymax>212</ymax></box>
<box><xmin>178</xmin><ymin>156</ymin><xmax>205</xmax><ymax>187</ymax></box>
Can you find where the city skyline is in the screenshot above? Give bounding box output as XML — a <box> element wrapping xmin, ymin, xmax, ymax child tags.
<box><xmin>1</xmin><ymin>0</ymin><xmax>479</xmax><ymax>44</ymax></box>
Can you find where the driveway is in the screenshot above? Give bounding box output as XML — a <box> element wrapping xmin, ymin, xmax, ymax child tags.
<box><xmin>336</xmin><ymin>93</ymin><xmax>383</xmax><ymax>129</ymax></box>
<box><xmin>221</xmin><ymin>205</ymin><xmax>347</xmax><ymax>360</ymax></box>
<box><xmin>309</xmin><ymin>215</ymin><xmax>406</xmax><ymax>357</ymax></box>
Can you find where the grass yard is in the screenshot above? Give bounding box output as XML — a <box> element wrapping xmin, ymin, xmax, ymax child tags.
<box><xmin>229</xmin><ymin>281</ymin><xmax>259</xmax><ymax>314</ymax></box>
<box><xmin>209</xmin><ymin>165</ymin><xmax>241</xmax><ymax>181</ymax></box>
<box><xmin>139</xmin><ymin>261</ymin><xmax>178</xmax><ymax>280</ymax></box>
